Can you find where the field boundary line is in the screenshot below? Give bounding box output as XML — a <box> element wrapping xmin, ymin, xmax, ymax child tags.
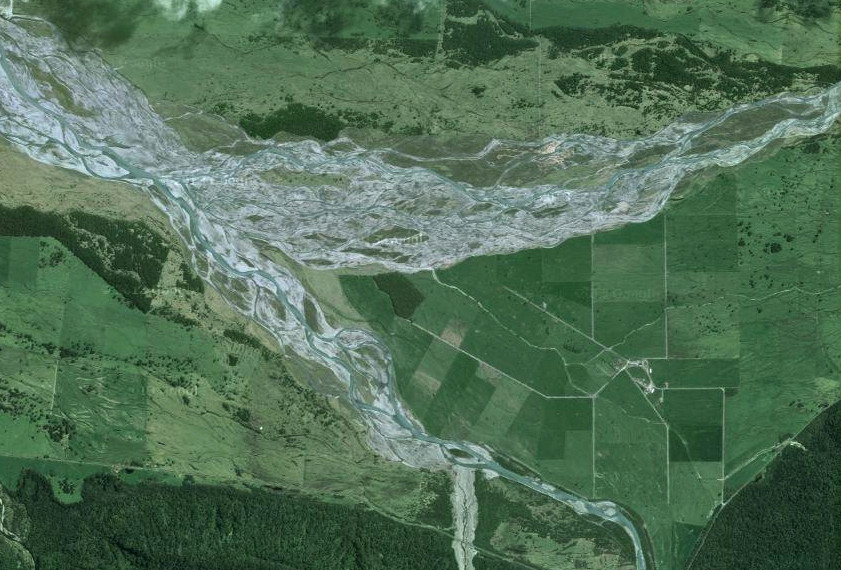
<box><xmin>666</xmin><ymin>423</ymin><xmax>670</xmax><ymax>504</ymax></box>
<box><xmin>410</xmin><ymin>321</ymin><xmax>586</xmax><ymax>400</ymax></box>
<box><xmin>721</xmin><ymin>387</ymin><xmax>725</xmax><ymax>504</ymax></box>
<box><xmin>591</xmin><ymin>397</ymin><xmax>596</xmax><ymax>498</ymax></box>
<box><xmin>663</xmin><ymin>215</ymin><xmax>669</xmax><ymax>358</ymax></box>
<box><xmin>663</xmin><ymin>386</ymin><xmax>730</xmax><ymax>391</ymax></box>
<box><xmin>590</xmin><ymin>234</ymin><xmax>595</xmax><ymax>338</ymax></box>
<box><xmin>48</xmin><ymin>357</ymin><xmax>59</xmax><ymax>412</ymax></box>
<box><xmin>0</xmin><ymin>451</ymin><xmax>174</xmax><ymax>474</ymax></box>
<box><xmin>432</xmin><ymin>271</ymin><xmax>592</xmax><ymax>396</ymax></box>
<box><xmin>504</xmin><ymin>287</ymin><xmax>622</xmax><ymax>358</ymax></box>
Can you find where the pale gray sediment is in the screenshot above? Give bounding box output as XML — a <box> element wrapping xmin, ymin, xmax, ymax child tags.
<box><xmin>1</xmin><ymin>15</ymin><xmax>840</xmax><ymax>570</ymax></box>
<box><xmin>451</xmin><ymin>466</ymin><xmax>478</xmax><ymax>570</ymax></box>
<box><xmin>0</xmin><ymin>494</ymin><xmax>21</xmax><ymax>543</ymax></box>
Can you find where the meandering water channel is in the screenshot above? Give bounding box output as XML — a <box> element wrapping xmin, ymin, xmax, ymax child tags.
<box><xmin>2</xmin><ymin>14</ymin><xmax>840</xmax><ymax>570</ymax></box>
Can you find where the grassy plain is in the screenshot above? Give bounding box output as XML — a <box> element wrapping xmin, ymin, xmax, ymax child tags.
<box><xmin>0</xmin><ymin>132</ymin><xmax>456</xmax><ymax>552</ymax></box>
<box><xmin>0</xmin><ymin>138</ymin><xmax>635</xmax><ymax>569</ymax></box>
<box><xmin>338</xmin><ymin>132</ymin><xmax>841</xmax><ymax>569</ymax></box>
<box><xmin>17</xmin><ymin>0</ymin><xmax>841</xmax><ymax>143</ymax></box>
<box><xmin>0</xmin><ymin>225</ymin><xmax>633</xmax><ymax>570</ymax></box>
<box><xmin>2</xmin><ymin>1</ymin><xmax>840</xmax><ymax>568</ymax></box>
<box><xmin>0</xmin><ymin>230</ymin><xmax>461</xmax><ymax>528</ymax></box>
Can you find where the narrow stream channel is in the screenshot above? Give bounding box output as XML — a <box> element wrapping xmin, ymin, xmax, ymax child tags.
<box><xmin>2</xmin><ymin>14</ymin><xmax>839</xmax><ymax>570</ymax></box>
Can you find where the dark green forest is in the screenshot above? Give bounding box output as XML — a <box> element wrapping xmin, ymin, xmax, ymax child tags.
<box><xmin>687</xmin><ymin>401</ymin><xmax>841</xmax><ymax>570</ymax></box>
<box><xmin>0</xmin><ymin>205</ymin><xmax>203</xmax><ymax>310</ymax></box>
<box><xmin>13</xmin><ymin>471</ymin><xmax>521</xmax><ymax>570</ymax></box>
<box><xmin>240</xmin><ymin>103</ymin><xmax>346</xmax><ymax>142</ymax></box>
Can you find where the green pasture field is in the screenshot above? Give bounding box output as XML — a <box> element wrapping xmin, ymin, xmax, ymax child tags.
<box><xmin>0</xmin><ymin>235</ymin><xmax>441</xmax><ymax>520</ymax></box>
<box><xmin>0</xmin><ymin>140</ymin><xmax>636</xmax><ymax>569</ymax></box>
<box><xmin>2</xmin><ymin>3</ymin><xmax>839</xmax><ymax>568</ymax></box>
<box><xmin>17</xmin><ymin>1</ymin><xmax>841</xmax><ymax>143</ymax></box>
<box><xmin>0</xmin><ymin>224</ymin><xmax>638</xmax><ymax>569</ymax></box>
<box><xmin>339</xmin><ymin>132</ymin><xmax>841</xmax><ymax>569</ymax></box>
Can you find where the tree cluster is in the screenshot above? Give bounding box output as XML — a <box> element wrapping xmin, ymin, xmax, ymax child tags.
<box><xmin>0</xmin><ymin>206</ymin><xmax>171</xmax><ymax>312</ymax></box>
<box><xmin>688</xmin><ymin>402</ymin><xmax>841</xmax><ymax>570</ymax></box>
<box><xmin>15</xmin><ymin>470</ymin><xmax>470</xmax><ymax>570</ymax></box>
